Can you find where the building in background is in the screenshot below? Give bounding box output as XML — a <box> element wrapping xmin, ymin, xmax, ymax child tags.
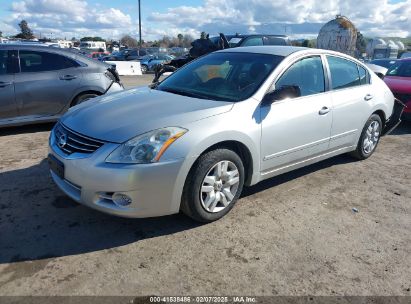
<box><xmin>366</xmin><ymin>39</ymin><xmax>404</xmax><ymax>59</ymax></box>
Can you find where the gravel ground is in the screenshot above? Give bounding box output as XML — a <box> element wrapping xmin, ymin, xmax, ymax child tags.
<box><xmin>0</xmin><ymin>75</ymin><xmax>410</xmax><ymax>296</ymax></box>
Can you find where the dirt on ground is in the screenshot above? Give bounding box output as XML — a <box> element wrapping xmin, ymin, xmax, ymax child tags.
<box><xmin>0</xmin><ymin>75</ymin><xmax>410</xmax><ymax>296</ymax></box>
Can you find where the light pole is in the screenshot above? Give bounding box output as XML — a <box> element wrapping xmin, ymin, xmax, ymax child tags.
<box><xmin>138</xmin><ymin>0</ymin><xmax>142</xmax><ymax>48</ymax></box>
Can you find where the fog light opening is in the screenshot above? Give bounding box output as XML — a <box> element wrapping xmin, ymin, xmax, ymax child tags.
<box><xmin>112</xmin><ymin>193</ymin><xmax>133</xmax><ymax>207</ymax></box>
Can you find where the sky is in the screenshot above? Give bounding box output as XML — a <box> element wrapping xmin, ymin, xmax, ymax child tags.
<box><xmin>0</xmin><ymin>0</ymin><xmax>410</xmax><ymax>41</ymax></box>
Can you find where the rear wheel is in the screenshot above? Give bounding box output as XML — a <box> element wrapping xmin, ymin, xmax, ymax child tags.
<box><xmin>71</xmin><ymin>93</ymin><xmax>99</xmax><ymax>107</ymax></box>
<box><xmin>350</xmin><ymin>114</ymin><xmax>382</xmax><ymax>160</ymax></box>
<box><xmin>181</xmin><ymin>149</ymin><xmax>245</xmax><ymax>222</ymax></box>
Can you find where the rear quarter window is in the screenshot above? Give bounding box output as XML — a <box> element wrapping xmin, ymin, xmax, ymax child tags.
<box><xmin>358</xmin><ymin>65</ymin><xmax>370</xmax><ymax>85</ymax></box>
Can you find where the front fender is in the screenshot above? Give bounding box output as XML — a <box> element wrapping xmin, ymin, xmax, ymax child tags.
<box><xmin>162</xmin><ymin>106</ymin><xmax>262</xmax><ymax>214</ymax></box>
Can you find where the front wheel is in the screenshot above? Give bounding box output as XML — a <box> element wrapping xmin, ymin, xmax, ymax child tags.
<box><xmin>181</xmin><ymin>149</ymin><xmax>245</xmax><ymax>222</ymax></box>
<box><xmin>71</xmin><ymin>93</ymin><xmax>99</xmax><ymax>107</ymax></box>
<box><xmin>350</xmin><ymin>114</ymin><xmax>383</xmax><ymax>160</ymax></box>
<box><xmin>141</xmin><ymin>64</ymin><xmax>148</xmax><ymax>74</ymax></box>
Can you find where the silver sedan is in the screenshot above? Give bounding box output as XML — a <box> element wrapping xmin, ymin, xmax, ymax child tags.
<box><xmin>48</xmin><ymin>46</ymin><xmax>402</xmax><ymax>222</ymax></box>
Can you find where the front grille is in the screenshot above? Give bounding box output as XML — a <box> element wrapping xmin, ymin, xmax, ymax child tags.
<box><xmin>54</xmin><ymin>123</ymin><xmax>105</xmax><ymax>155</ymax></box>
<box><xmin>394</xmin><ymin>93</ymin><xmax>411</xmax><ymax>103</ymax></box>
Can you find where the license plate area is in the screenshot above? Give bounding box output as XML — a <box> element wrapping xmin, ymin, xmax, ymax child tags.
<box><xmin>48</xmin><ymin>154</ymin><xmax>64</xmax><ymax>179</ymax></box>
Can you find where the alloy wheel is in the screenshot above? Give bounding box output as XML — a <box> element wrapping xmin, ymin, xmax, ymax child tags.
<box><xmin>363</xmin><ymin>120</ymin><xmax>380</xmax><ymax>154</ymax></box>
<box><xmin>200</xmin><ymin>160</ymin><xmax>240</xmax><ymax>213</ymax></box>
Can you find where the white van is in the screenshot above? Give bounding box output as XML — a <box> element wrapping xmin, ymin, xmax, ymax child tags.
<box><xmin>79</xmin><ymin>41</ymin><xmax>107</xmax><ymax>51</ymax></box>
<box><xmin>57</xmin><ymin>40</ymin><xmax>73</xmax><ymax>48</ymax></box>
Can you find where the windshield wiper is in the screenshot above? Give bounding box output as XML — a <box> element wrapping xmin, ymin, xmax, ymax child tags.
<box><xmin>159</xmin><ymin>87</ymin><xmax>212</xmax><ymax>100</ymax></box>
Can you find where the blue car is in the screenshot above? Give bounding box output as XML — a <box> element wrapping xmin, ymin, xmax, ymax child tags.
<box><xmin>140</xmin><ymin>54</ymin><xmax>174</xmax><ymax>73</ymax></box>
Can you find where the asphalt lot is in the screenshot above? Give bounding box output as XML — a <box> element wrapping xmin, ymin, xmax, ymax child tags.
<box><xmin>0</xmin><ymin>75</ymin><xmax>410</xmax><ymax>296</ymax></box>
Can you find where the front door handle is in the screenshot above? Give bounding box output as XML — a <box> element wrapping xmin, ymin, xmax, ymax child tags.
<box><xmin>59</xmin><ymin>75</ymin><xmax>77</xmax><ymax>80</ymax></box>
<box><xmin>0</xmin><ymin>81</ymin><xmax>13</xmax><ymax>88</ymax></box>
<box><xmin>319</xmin><ymin>106</ymin><xmax>331</xmax><ymax>115</ymax></box>
<box><xmin>364</xmin><ymin>94</ymin><xmax>373</xmax><ymax>101</ymax></box>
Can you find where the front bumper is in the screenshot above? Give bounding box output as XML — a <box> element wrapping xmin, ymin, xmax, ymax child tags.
<box><xmin>49</xmin><ymin>130</ymin><xmax>185</xmax><ymax>218</ymax></box>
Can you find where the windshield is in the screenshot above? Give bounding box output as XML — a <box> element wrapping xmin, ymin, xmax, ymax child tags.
<box><xmin>157</xmin><ymin>52</ymin><xmax>284</xmax><ymax>102</ymax></box>
<box><xmin>387</xmin><ymin>61</ymin><xmax>411</xmax><ymax>77</ymax></box>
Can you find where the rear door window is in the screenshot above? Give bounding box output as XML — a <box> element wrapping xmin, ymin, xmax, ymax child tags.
<box><xmin>19</xmin><ymin>51</ymin><xmax>79</xmax><ymax>73</ymax></box>
<box><xmin>327</xmin><ymin>56</ymin><xmax>360</xmax><ymax>90</ymax></box>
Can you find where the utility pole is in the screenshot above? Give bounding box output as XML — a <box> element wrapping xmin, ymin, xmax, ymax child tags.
<box><xmin>138</xmin><ymin>0</ymin><xmax>142</xmax><ymax>48</ymax></box>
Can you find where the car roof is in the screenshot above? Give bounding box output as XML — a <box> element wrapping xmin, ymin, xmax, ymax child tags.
<box><xmin>0</xmin><ymin>44</ymin><xmax>72</xmax><ymax>53</ymax></box>
<box><xmin>229</xmin><ymin>34</ymin><xmax>288</xmax><ymax>38</ymax></box>
<box><xmin>371</xmin><ymin>58</ymin><xmax>397</xmax><ymax>62</ymax></box>
<box><xmin>216</xmin><ymin>46</ymin><xmax>308</xmax><ymax>57</ymax></box>
<box><xmin>216</xmin><ymin>46</ymin><xmax>367</xmax><ymax>59</ymax></box>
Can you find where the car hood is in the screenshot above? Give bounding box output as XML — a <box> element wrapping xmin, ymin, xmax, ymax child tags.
<box><xmin>384</xmin><ymin>76</ymin><xmax>411</xmax><ymax>93</ymax></box>
<box><xmin>61</xmin><ymin>87</ymin><xmax>233</xmax><ymax>143</ymax></box>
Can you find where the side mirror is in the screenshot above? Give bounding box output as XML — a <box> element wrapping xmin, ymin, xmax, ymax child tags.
<box><xmin>148</xmin><ymin>58</ymin><xmax>153</xmax><ymax>63</ymax></box>
<box><xmin>262</xmin><ymin>85</ymin><xmax>301</xmax><ymax>105</ymax></box>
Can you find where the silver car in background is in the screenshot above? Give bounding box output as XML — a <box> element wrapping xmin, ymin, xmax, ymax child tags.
<box><xmin>48</xmin><ymin>46</ymin><xmax>402</xmax><ymax>222</ymax></box>
<box><xmin>0</xmin><ymin>45</ymin><xmax>123</xmax><ymax>127</ymax></box>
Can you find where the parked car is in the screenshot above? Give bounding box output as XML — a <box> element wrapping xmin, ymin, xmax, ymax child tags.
<box><xmin>101</xmin><ymin>48</ymin><xmax>148</xmax><ymax>62</ymax></box>
<box><xmin>153</xmin><ymin>34</ymin><xmax>291</xmax><ymax>82</ymax></box>
<box><xmin>400</xmin><ymin>52</ymin><xmax>411</xmax><ymax>59</ymax></box>
<box><xmin>140</xmin><ymin>54</ymin><xmax>174</xmax><ymax>73</ymax></box>
<box><xmin>48</xmin><ymin>46</ymin><xmax>402</xmax><ymax>222</ymax></box>
<box><xmin>370</xmin><ymin>58</ymin><xmax>398</xmax><ymax>69</ymax></box>
<box><xmin>210</xmin><ymin>34</ymin><xmax>291</xmax><ymax>47</ymax></box>
<box><xmin>88</xmin><ymin>51</ymin><xmax>110</xmax><ymax>60</ymax></box>
<box><xmin>0</xmin><ymin>45</ymin><xmax>123</xmax><ymax>127</ymax></box>
<box><xmin>79</xmin><ymin>41</ymin><xmax>107</xmax><ymax>52</ymax></box>
<box><xmin>384</xmin><ymin>58</ymin><xmax>411</xmax><ymax>120</ymax></box>
<box><xmin>365</xmin><ymin>63</ymin><xmax>388</xmax><ymax>79</ymax></box>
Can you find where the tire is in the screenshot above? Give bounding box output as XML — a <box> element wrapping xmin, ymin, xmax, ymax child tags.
<box><xmin>181</xmin><ymin>149</ymin><xmax>245</xmax><ymax>222</ymax></box>
<box><xmin>350</xmin><ymin>114</ymin><xmax>383</xmax><ymax>160</ymax></box>
<box><xmin>71</xmin><ymin>93</ymin><xmax>99</xmax><ymax>107</ymax></box>
<box><xmin>141</xmin><ymin>65</ymin><xmax>148</xmax><ymax>74</ymax></box>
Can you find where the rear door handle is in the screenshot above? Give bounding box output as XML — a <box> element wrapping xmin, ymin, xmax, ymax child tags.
<box><xmin>319</xmin><ymin>106</ymin><xmax>331</xmax><ymax>115</ymax></box>
<box><xmin>364</xmin><ymin>94</ymin><xmax>373</xmax><ymax>101</ymax></box>
<box><xmin>0</xmin><ymin>82</ymin><xmax>13</xmax><ymax>88</ymax></box>
<box><xmin>59</xmin><ymin>75</ymin><xmax>77</xmax><ymax>80</ymax></box>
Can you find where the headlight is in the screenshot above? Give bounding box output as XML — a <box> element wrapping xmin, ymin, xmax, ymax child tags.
<box><xmin>106</xmin><ymin>127</ymin><xmax>187</xmax><ymax>164</ymax></box>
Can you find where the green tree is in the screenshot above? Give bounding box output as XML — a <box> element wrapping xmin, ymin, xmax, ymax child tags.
<box><xmin>120</xmin><ymin>35</ymin><xmax>138</xmax><ymax>48</ymax></box>
<box><xmin>80</xmin><ymin>36</ymin><xmax>105</xmax><ymax>42</ymax></box>
<box><xmin>182</xmin><ymin>34</ymin><xmax>194</xmax><ymax>48</ymax></box>
<box><xmin>356</xmin><ymin>32</ymin><xmax>368</xmax><ymax>54</ymax></box>
<box><xmin>0</xmin><ymin>31</ymin><xmax>3</xmax><ymax>38</ymax></box>
<box><xmin>177</xmin><ymin>33</ymin><xmax>183</xmax><ymax>46</ymax></box>
<box><xmin>302</xmin><ymin>39</ymin><xmax>316</xmax><ymax>48</ymax></box>
<box><xmin>15</xmin><ymin>20</ymin><xmax>34</xmax><ymax>39</ymax></box>
<box><xmin>200</xmin><ymin>31</ymin><xmax>207</xmax><ymax>39</ymax></box>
